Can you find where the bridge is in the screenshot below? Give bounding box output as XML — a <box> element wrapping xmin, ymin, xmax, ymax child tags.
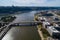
<box><xmin>0</xmin><ymin>21</ymin><xmax>60</xmax><ymax>24</ymax></box>
<box><xmin>0</xmin><ymin>21</ymin><xmax>60</xmax><ymax>39</ymax></box>
<box><xmin>0</xmin><ymin>21</ymin><xmax>41</xmax><ymax>40</ymax></box>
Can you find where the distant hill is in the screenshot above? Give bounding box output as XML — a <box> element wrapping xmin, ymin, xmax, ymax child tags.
<box><xmin>0</xmin><ymin>6</ymin><xmax>60</xmax><ymax>13</ymax></box>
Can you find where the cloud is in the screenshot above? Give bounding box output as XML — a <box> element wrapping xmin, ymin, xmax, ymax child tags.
<box><xmin>0</xmin><ymin>0</ymin><xmax>60</xmax><ymax>6</ymax></box>
<box><xmin>13</xmin><ymin>0</ymin><xmax>45</xmax><ymax>3</ymax></box>
<box><xmin>12</xmin><ymin>0</ymin><xmax>47</xmax><ymax>6</ymax></box>
<box><xmin>44</xmin><ymin>0</ymin><xmax>60</xmax><ymax>6</ymax></box>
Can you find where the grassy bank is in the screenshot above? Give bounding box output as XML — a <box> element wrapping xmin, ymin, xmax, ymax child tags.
<box><xmin>0</xmin><ymin>16</ymin><xmax>16</xmax><ymax>22</ymax></box>
<box><xmin>40</xmin><ymin>28</ymin><xmax>50</xmax><ymax>38</ymax></box>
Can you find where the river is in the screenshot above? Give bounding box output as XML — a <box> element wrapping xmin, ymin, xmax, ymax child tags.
<box><xmin>13</xmin><ymin>11</ymin><xmax>38</xmax><ymax>23</ymax></box>
<box><xmin>2</xmin><ymin>11</ymin><xmax>41</xmax><ymax>40</ymax></box>
<box><xmin>2</xmin><ymin>26</ymin><xmax>41</xmax><ymax>40</ymax></box>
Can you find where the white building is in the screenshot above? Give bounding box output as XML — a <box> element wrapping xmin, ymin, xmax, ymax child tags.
<box><xmin>47</xmin><ymin>26</ymin><xmax>60</xmax><ymax>38</ymax></box>
<box><xmin>42</xmin><ymin>22</ymin><xmax>51</xmax><ymax>28</ymax></box>
<box><xmin>38</xmin><ymin>17</ymin><xmax>47</xmax><ymax>22</ymax></box>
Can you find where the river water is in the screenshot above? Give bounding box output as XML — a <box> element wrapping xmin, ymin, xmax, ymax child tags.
<box><xmin>2</xmin><ymin>11</ymin><xmax>41</xmax><ymax>40</ymax></box>
<box><xmin>2</xmin><ymin>26</ymin><xmax>41</xmax><ymax>40</ymax></box>
<box><xmin>13</xmin><ymin>11</ymin><xmax>38</xmax><ymax>23</ymax></box>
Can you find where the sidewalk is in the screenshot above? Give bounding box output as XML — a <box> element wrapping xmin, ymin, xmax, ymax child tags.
<box><xmin>37</xmin><ymin>26</ymin><xmax>44</xmax><ymax>40</ymax></box>
<box><xmin>38</xmin><ymin>30</ymin><xmax>44</xmax><ymax>40</ymax></box>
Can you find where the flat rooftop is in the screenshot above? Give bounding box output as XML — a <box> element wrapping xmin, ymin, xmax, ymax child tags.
<box><xmin>49</xmin><ymin>27</ymin><xmax>59</xmax><ymax>33</ymax></box>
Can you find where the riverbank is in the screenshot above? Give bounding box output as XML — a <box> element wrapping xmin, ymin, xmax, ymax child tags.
<box><xmin>34</xmin><ymin>14</ymin><xmax>43</xmax><ymax>40</ymax></box>
<box><xmin>34</xmin><ymin>14</ymin><xmax>49</xmax><ymax>40</ymax></box>
<box><xmin>0</xmin><ymin>16</ymin><xmax>16</xmax><ymax>22</ymax></box>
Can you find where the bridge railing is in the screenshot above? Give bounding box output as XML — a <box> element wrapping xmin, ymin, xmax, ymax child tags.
<box><xmin>0</xmin><ymin>21</ymin><xmax>60</xmax><ymax>23</ymax></box>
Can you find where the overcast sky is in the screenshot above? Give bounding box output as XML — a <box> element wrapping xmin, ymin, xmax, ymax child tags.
<box><xmin>0</xmin><ymin>0</ymin><xmax>60</xmax><ymax>7</ymax></box>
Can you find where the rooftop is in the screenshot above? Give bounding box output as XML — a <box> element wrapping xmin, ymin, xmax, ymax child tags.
<box><xmin>42</xmin><ymin>13</ymin><xmax>54</xmax><ymax>16</ymax></box>
<box><xmin>49</xmin><ymin>26</ymin><xmax>59</xmax><ymax>33</ymax></box>
<box><xmin>54</xmin><ymin>27</ymin><xmax>60</xmax><ymax>31</ymax></box>
<box><xmin>43</xmin><ymin>22</ymin><xmax>50</xmax><ymax>25</ymax></box>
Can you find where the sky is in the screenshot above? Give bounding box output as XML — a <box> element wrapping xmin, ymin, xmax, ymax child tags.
<box><xmin>0</xmin><ymin>0</ymin><xmax>60</xmax><ymax>7</ymax></box>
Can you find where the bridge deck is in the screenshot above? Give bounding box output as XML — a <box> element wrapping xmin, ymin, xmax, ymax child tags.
<box><xmin>0</xmin><ymin>21</ymin><xmax>60</xmax><ymax>24</ymax></box>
